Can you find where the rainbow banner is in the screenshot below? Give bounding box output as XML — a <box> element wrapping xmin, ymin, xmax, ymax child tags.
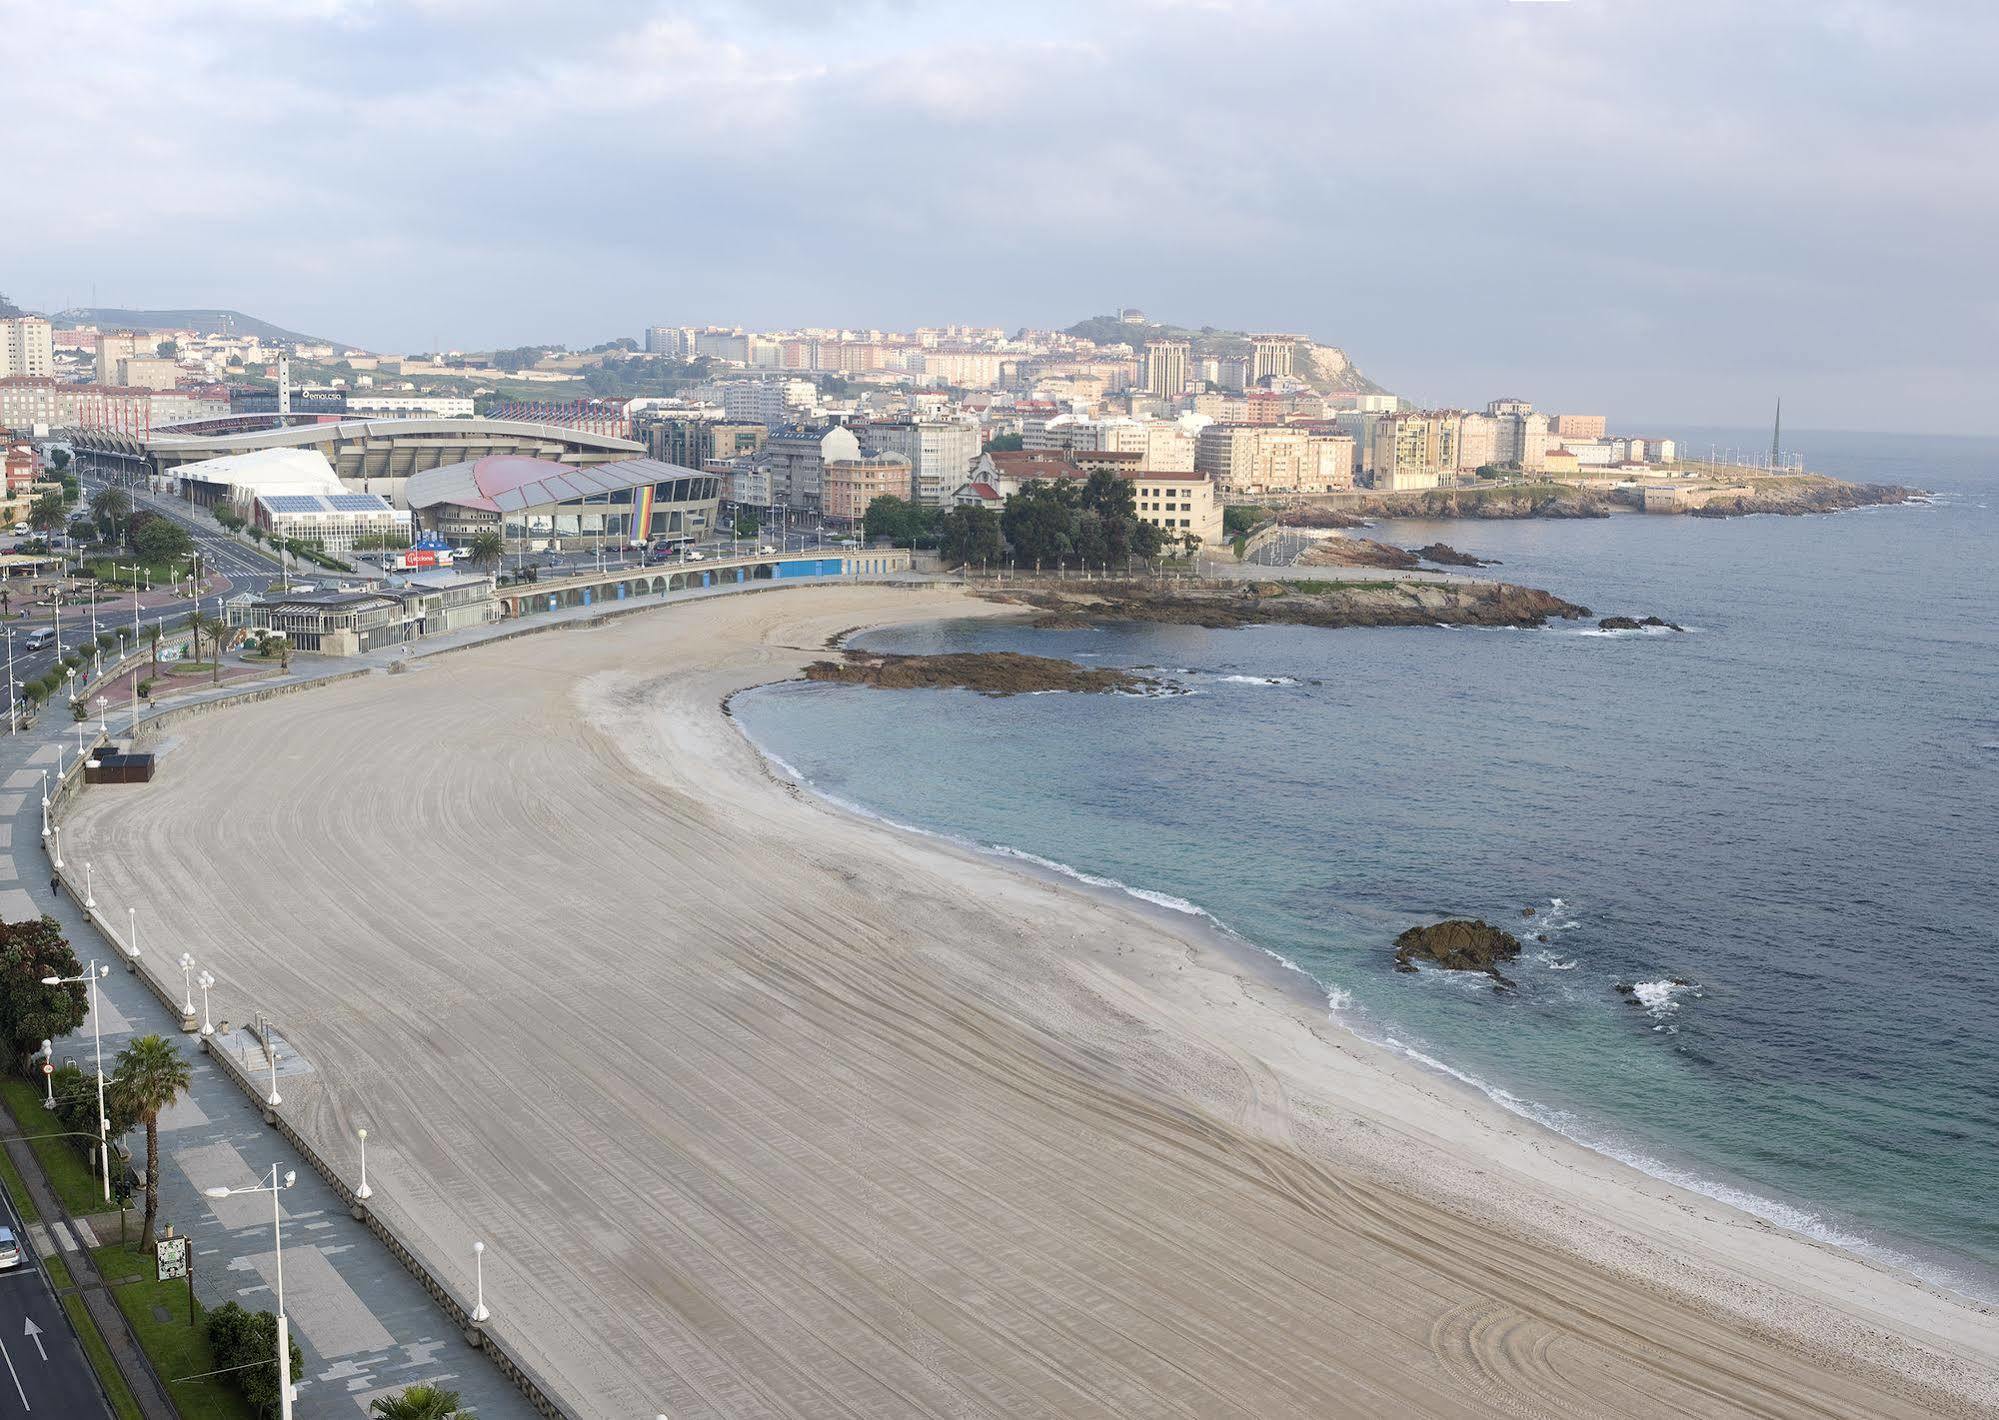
<box><xmin>632</xmin><ymin>484</ymin><xmax>656</xmax><ymax>542</ymax></box>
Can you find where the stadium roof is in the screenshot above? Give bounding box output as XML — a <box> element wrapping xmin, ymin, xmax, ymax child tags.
<box><xmin>405</xmin><ymin>455</ymin><xmax>707</xmax><ymax>513</ymax></box>
<box><xmin>175</xmin><ymin>448</ymin><xmax>344</xmax><ymax>496</ymax></box>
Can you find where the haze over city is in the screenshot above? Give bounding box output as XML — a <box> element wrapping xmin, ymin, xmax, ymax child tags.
<box><xmin>10</xmin><ymin>0</ymin><xmax>1998</xmax><ymax>431</ymax></box>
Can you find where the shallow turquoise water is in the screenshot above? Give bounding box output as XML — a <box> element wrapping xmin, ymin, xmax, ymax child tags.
<box><xmin>732</xmin><ymin>429</ymin><xmax>1999</xmax><ymax>1300</ymax></box>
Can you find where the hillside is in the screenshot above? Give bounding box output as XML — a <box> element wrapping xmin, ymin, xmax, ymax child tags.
<box><xmin>1063</xmin><ymin>313</ymin><xmax>1385</xmax><ymax>396</ymax></box>
<box><xmin>49</xmin><ymin>306</ymin><xmax>349</xmax><ymax>349</ymax></box>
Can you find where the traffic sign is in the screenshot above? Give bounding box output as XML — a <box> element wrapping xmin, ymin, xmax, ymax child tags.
<box><xmin>39</xmin><ymin>1061</ymin><xmax>51</xmax><ymax>1076</ymax></box>
<box><xmin>155</xmin><ymin>1235</ymin><xmax>189</xmax><ymax>1281</ymax></box>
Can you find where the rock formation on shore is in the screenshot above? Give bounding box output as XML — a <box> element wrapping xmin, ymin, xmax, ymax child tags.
<box><xmin>1415</xmin><ymin>543</ymin><xmax>1494</xmax><ymax>567</ymax></box>
<box><xmin>1296</xmin><ymin>537</ymin><xmax>1420</xmax><ymax>570</ymax></box>
<box><xmin>982</xmin><ymin>577</ymin><xmax>1590</xmax><ymax>632</ymax></box>
<box><xmin>803</xmin><ymin>650</ymin><xmax>1156</xmax><ymax>697</ymax></box>
<box><xmin>1393</xmin><ymin>919</ymin><xmax>1524</xmax><ymax>984</ymax></box>
<box><xmin>1686</xmin><ymin>477</ymin><xmax>1917</xmax><ymax>517</ymax></box>
<box><xmin>1598</xmin><ymin>615</ymin><xmax>1685</xmax><ymax>632</ymax></box>
<box><xmin>1281</xmin><ymin>488</ymin><xmax>1610</xmax><ymax>522</ymax></box>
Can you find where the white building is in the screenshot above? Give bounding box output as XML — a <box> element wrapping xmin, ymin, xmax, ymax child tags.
<box><xmin>254</xmin><ymin>490</ymin><xmax>412</xmax><ymax>555</ymax></box>
<box><xmin>344</xmin><ymin>394</ymin><xmax>476</xmax><ymax>419</ymax></box>
<box><xmin>859</xmin><ymin>417</ymin><xmax>981</xmax><ymax>506</ymax></box>
<box><xmin>0</xmin><ymin>317</ymin><xmax>53</xmax><ymax>379</ymax></box>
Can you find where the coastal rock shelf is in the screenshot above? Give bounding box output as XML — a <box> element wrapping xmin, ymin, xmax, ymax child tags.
<box><xmin>984</xmin><ymin>577</ymin><xmax>1591</xmax><ymax>630</ymax></box>
<box><xmin>803</xmin><ymin>649</ymin><xmax>1157</xmax><ymax>696</ymax></box>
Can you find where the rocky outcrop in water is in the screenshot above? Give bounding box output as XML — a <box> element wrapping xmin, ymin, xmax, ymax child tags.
<box><xmin>981</xmin><ymin>578</ymin><xmax>1590</xmax><ymax>632</ymax></box>
<box><xmin>1686</xmin><ymin>477</ymin><xmax>1917</xmax><ymax>518</ymax></box>
<box><xmin>803</xmin><ymin>650</ymin><xmax>1155</xmax><ymax>697</ymax></box>
<box><xmin>1393</xmin><ymin>919</ymin><xmax>1524</xmax><ymax>984</ymax></box>
<box><xmin>1296</xmin><ymin>537</ymin><xmax>1420</xmax><ymax>570</ymax></box>
<box><xmin>1281</xmin><ymin>488</ymin><xmax>1610</xmax><ymax>522</ymax></box>
<box><xmin>1415</xmin><ymin>543</ymin><xmax>1495</xmax><ymax>567</ymax></box>
<box><xmin>1597</xmin><ymin>615</ymin><xmax>1685</xmax><ymax>632</ymax></box>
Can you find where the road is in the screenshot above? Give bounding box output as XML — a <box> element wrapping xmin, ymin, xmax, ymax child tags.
<box><xmin>3</xmin><ymin>479</ymin><xmax>277</xmax><ymax>720</ymax></box>
<box><xmin>0</xmin><ymin>1180</ymin><xmax>112</xmax><ymax>1418</ymax></box>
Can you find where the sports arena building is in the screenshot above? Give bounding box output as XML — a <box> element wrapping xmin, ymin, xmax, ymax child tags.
<box><xmin>404</xmin><ymin>454</ymin><xmax>720</xmax><ymax>552</ymax></box>
<box><xmin>70</xmin><ymin>415</ymin><xmax>645</xmax><ymax>509</ymax></box>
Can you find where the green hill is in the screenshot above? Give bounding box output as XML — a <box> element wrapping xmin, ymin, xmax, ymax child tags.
<box><xmin>49</xmin><ymin>306</ymin><xmax>350</xmax><ymax>349</ymax></box>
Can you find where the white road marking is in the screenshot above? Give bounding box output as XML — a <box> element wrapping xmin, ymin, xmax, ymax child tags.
<box><xmin>0</xmin><ymin>1333</ymin><xmax>26</xmax><ymax>1409</ymax></box>
<box><xmin>21</xmin><ymin>1320</ymin><xmax>42</xmax><ymax>1362</ymax></box>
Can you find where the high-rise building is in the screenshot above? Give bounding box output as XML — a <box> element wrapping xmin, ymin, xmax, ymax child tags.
<box><xmin>757</xmin><ymin>424</ymin><xmax>860</xmax><ymax>513</ymax></box>
<box><xmin>644</xmin><ymin>326</ymin><xmax>691</xmax><ymax>357</ymax></box>
<box><xmin>860</xmin><ymin>417</ymin><xmax>981</xmax><ymax>507</ymax></box>
<box><xmin>1142</xmin><ymin>340</ymin><xmax>1189</xmax><ymax>399</ymax></box>
<box><xmin>644</xmin><ymin>416</ymin><xmax>766</xmax><ymax>470</ymax></box>
<box><xmin>1249</xmin><ymin>336</ymin><xmax>1294</xmax><ymax>385</ymax></box>
<box><xmin>95</xmin><ymin>330</ymin><xmax>145</xmax><ymax>384</ymax></box>
<box><xmin>1194</xmin><ymin>425</ymin><xmax>1353</xmax><ymax>494</ymax></box>
<box><xmin>0</xmin><ymin>317</ymin><xmax>54</xmax><ymax>379</ymax></box>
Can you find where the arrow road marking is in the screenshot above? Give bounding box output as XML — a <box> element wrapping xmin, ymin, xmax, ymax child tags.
<box><xmin>20</xmin><ymin>1321</ymin><xmax>41</xmax><ymax>1362</ymax></box>
<box><xmin>0</xmin><ymin>1334</ymin><xmax>25</xmax><ymax>1410</ymax></box>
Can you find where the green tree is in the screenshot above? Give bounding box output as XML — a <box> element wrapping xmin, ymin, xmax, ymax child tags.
<box><xmin>999</xmin><ymin>480</ymin><xmax>1080</xmax><ymax>567</ymax></box>
<box><xmin>89</xmin><ymin>487</ymin><xmax>132</xmax><ymax>543</ymax></box>
<box><xmin>206</xmin><ymin>1302</ymin><xmax>304</xmax><ymax>1420</ymax></box>
<box><xmin>938</xmin><ymin>505</ymin><xmax>1003</xmax><ymax>567</ymax></box>
<box><xmin>733</xmin><ymin>510</ymin><xmax>759</xmax><ymax>539</ymax></box>
<box><xmin>134</xmin><ymin>518</ymin><xmax>193</xmax><ymax>563</ymax></box>
<box><xmin>46</xmin><ymin>447</ymin><xmax>72</xmax><ymax>472</ymax></box>
<box><xmin>27</xmin><ymin>492</ymin><xmax>65</xmax><ymax>536</ymax></box>
<box><xmin>110</xmin><ymin>1035</ymin><xmax>192</xmax><ymax>1249</ymax></box>
<box><xmin>468</xmin><ymin>530</ymin><xmax>505</xmax><ymax>570</ymax></box>
<box><xmin>0</xmin><ymin>916</ymin><xmax>90</xmax><ymax>1069</ymax></box>
<box><xmin>145</xmin><ymin>622</ymin><xmax>162</xmax><ymax>677</ymax></box>
<box><xmin>984</xmin><ymin>433</ymin><xmax>1024</xmax><ymax>453</ymax></box>
<box><xmin>1222</xmin><ymin>505</ymin><xmax>1264</xmax><ymax>537</ymax></box>
<box><xmin>189</xmin><ymin>611</ymin><xmax>230</xmax><ymax>685</ymax></box>
<box><xmin>370</xmin><ymin>1383</ymin><xmax>473</xmax><ymax>1420</ymax></box>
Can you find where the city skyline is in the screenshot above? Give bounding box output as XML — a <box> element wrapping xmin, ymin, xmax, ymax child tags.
<box><xmin>10</xmin><ymin>0</ymin><xmax>1998</xmax><ymax>434</ymax></box>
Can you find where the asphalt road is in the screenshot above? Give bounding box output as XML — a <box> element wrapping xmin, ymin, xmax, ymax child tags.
<box><xmin>0</xmin><ymin>1185</ymin><xmax>112</xmax><ymax>1419</ymax></box>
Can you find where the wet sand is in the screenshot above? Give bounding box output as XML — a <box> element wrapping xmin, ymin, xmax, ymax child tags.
<box><xmin>64</xmin><ymin>586</ymin><xmax>1999</xmax><ymax>1418</ymax></box>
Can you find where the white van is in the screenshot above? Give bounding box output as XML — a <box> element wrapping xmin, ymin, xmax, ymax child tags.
<box><xmin>24</xmin><ymin>628</ymin><xmax>55</xmax><ymax>652</ymax></box>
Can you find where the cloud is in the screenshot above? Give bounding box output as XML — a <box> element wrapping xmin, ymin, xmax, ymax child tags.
<box><xmin>5</xmin><ymin>0</ymin><xmax>1996</xmax><ymax>430</ymax></box>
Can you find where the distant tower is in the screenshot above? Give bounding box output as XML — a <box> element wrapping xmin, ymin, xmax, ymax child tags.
<box><xmin>1770</xmin><ymin>397</ymin><xmax>1781</xmax><ymax>471</ymax></box>
<box><xmin>278</xmin><ymin>352</ymin><xmax>291</xmax><ymax>417</ymax></box>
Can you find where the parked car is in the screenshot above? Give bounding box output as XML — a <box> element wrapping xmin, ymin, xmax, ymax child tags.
<box><xmin>685</xmin><ymin>550</ymin><xmax>705</xmax><ymax>562</ymax></box>
<box><xmin>0</xmin><ymin>1227</ymin><xmax>19</xmax><ymax>1270</ymax></box>
<box><xmin>9</xmin><ymin>522</ymin><xmax>25</xmax><ymax>535</ymax></box>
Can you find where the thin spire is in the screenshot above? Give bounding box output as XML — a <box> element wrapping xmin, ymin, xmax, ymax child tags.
<box><xmin>1771</xmin><ymin>397</ymin><xmax>1782</xmax><ymax>471</ymax></box>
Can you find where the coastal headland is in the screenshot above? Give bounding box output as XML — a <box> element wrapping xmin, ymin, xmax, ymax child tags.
<box><xmin>62</xmin><ymin>586</ymin><xmax>1998</xmax><ymax>1419</ymax></box>
<box><xmin>1263</xmin><ymin>472</ymin><xmax>1916</xmax><ymax>522</ymax></box>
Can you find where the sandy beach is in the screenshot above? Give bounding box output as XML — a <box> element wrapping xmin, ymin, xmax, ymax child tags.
<box><xmin>63</xmin><ymin>585</ymin><xmax>1998</xmax><ymax>1419</ymax></box>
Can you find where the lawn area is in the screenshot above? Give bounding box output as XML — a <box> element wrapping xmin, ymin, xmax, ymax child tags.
<box><xmin>0</xmin><ymin>1138</ymin><xmax>39</xmax><ymax>1223</ymax></box>
<box><xmin>0</xmin><ymin>1076</ymin><xmax>112</xmax><ymax>1217</ymax></box>
<box><xmin>95</xmin><ymin>1243</ymin><xmax>258</xmax><ymax>1420</ymax></box>
<box><xmin>61</xmin><ymin>1290</ymin><xmax>144</xmax><ymax>1420</ymax></box>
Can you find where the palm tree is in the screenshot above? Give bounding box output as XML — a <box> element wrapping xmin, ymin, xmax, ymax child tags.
<box><xmin>194</xmin><ymin>611</ymin><xmax>230</xmax><ymax>685</ymax></box>
<box><xmin>27</xmin><ymin>492</ymin><xmax>64</xmax><ymax>537</ymax></box>
<box><xmin>146</xmin><ymin>621</ymin><xmax>161</xmax><ymax>677</ymax></box>
<box><xmin>468</xmin><ymin>530</ymin><xmax>504</xmax><ymax>572</ymax></box>
<box><xmin>90</xmin><ymin>487</ymin><xmax>132</xmax><ymax>545</ymax></box>
<box><xmin>110</xmin><ymin>1035</ymin><xmax>192</xmax><ymax>1250</ymax></box>
<box><xmin>369</xmin><ymin>1383</ymin><xmax>471</xmax><ymax>1420</ymax></box>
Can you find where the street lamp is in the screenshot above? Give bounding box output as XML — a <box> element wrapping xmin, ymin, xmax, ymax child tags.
<box><xmin>95</xmin><ymin>694</ymin><xmax>107</xmax><ymax>736</ymax></box>
<box><xmin>51</xmin><ymin>823</ymin><xmax>62</xmax><ymax>871</ymax></box>
<box><xmin>354</xmin><ymin>1128</ymin><xmax>371</xmax><ymax>1201</ymax></box>
<box><xmin>196</xmin><ymin>971</ymin><xmax>215</xmax><ymax>1039</ymax></box>
<box><xmin>178</xmin><ymin>952</ymin><xmax>197</xmax><ymax>1028</ymax></box>
<box><xmin>40</xmin><ymin>961</ymin><xmax>113</xmax><ymax>1202</ymax></box>
<box><xmin>83</xmin><ymin>860</ymin><xmax>94</xmax><ymax>910</ymax></box>
<box><xmin>204</xmin><ymin>1167</ymin><xmax>297</xmax><ymax>1420</ymax></box>
<box><xmin>471</xmin><ymin>1240</ymin><xmax>490</xmax><ymax>1323</ymax></box>
<box><xmin>124</xmin><ymin>905</ymin><xmax>141</xmax><ymax>970</ymax></box>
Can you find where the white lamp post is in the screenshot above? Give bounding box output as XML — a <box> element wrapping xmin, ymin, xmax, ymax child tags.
<box><xmin>354</xmin><ymin>1128</ymin><xmax>371</xmax><ymax>1201</ymax></box>
<box><xmin>178</xmin><ymin>952</ymin><xmax>197</xmax><ymax>1030</ymax></box>
<box><xmin>196</xmin><ymin>971</ymin><xmax>215</xmax><ymax>1038</ymax></box>
<box><xmin>471</xmin><ymin>1240</ymin><xmax>490</xmax><ymax>1323</ymax></box>
<box><xmin>51</xmin><ymin>824</ymin><xmax>62</xmax><ymax>871</ymax></box>
<box><xmin>205</xmin><ymin>1167</ymin><xmax>296</xmax><ymax>1420</ymax></box>
<box><xmin>123</xmin><ymin>905</ymin><xmax>140</xmax><ymax>970</ymax></box>
<box><xmin>83</xmin><ymin>860</ymin><xmax>94</xmax><ymax>910</ymax></box>
<box><xmin>40</xmin><ymin>768</ymin><xmax>47</xmax><ymax>811</ymax></box>
<box><xmin>95</xmin><ymin>694</ymin><xmax>107</xmax><ymax>736</ymax></box>
<box><xmin>41</xmin><ymin>961</ymin><xmax>112</xmax><ymax>1202</ymax></box>
<box><xmin>265</xmin><ymin>1029</ymin><xmax>282</xmax><ymax>1109</ymax></box>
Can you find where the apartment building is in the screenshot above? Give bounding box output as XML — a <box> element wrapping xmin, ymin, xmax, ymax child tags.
<box><xmin>645</xmin><ymin>416</ymin><xmax>767</xmax><ymax>470</ymax></box>
<box><xmin>95</xmin><ymin>331</ymin><xmax>147</xmax><ymax>383</ymax></box>
<box><xmin>1553</xmin><ymin>413</ymin><xmax>1606</xmax><ymax>440</ymax></box>
<box><xmin>859</xmin><ymin>416</ymin><xmax>980</xmax><ymax>507</ymax></box>
<box><xmin>757</xmin><ymin>424</ymin><xmax>860</xmax><ymax>513</ymax></box>
<box><xmin>1194</xmin><ymin>424</ymin><xmax>1354</xmax><ymax>494</ymax></box>
<box><xmin>1142</xmin><ymin>340</ymin><xmax>1190</xmax><ymax>399</ymax></box>
<box><xmin>1370</xmin><ymin>411</ymin><xmax>1462</xmax><ymax>490</ymax></box>
<box><xmin>0</xmin><ymin>317</ymin><xmax>53</xmax><ymax>379</ymax></box>
<box><xmin>1132</xmin><ymin>471</ymin><xmax>1224</xmax><ymax>546</ymax></box>
<box><xmin>822</xmin><ymin>452</ymin><xmax>914</xmax><ymax>524</ymax></box>
<box><xmin>116</xmin><ymin>355</ymin><xmax>180</xmax><ymax>391</ymax></box>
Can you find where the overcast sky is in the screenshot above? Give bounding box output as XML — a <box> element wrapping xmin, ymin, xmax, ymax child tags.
<box><xmin>9</xmin><ymin>0</ymin><xmax>1997</xmax><ymax>432</ymax></box>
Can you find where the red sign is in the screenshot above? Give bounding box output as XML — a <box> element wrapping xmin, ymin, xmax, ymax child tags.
<box><xmin>41</xmin><ymin>1062</ymin><xmax>52</xmax><ymax>1075</ymax></box>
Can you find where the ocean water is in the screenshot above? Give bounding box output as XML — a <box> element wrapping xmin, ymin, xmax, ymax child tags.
<box><xmin>731</xmin><ymin>429</ymin><xmax>1999</xmax><ymax>1301</ymax></box>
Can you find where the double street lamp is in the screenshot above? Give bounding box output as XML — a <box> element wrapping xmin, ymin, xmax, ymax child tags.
<box><xmin>40</xmin><ymin>961</ymin><xmax>113</xmax><ymax>1202</ymax></box>
<box><xmin>205</xmin><ymin>1167</ymin><xmax>297</xmax><ymax>1420</ymax></box>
